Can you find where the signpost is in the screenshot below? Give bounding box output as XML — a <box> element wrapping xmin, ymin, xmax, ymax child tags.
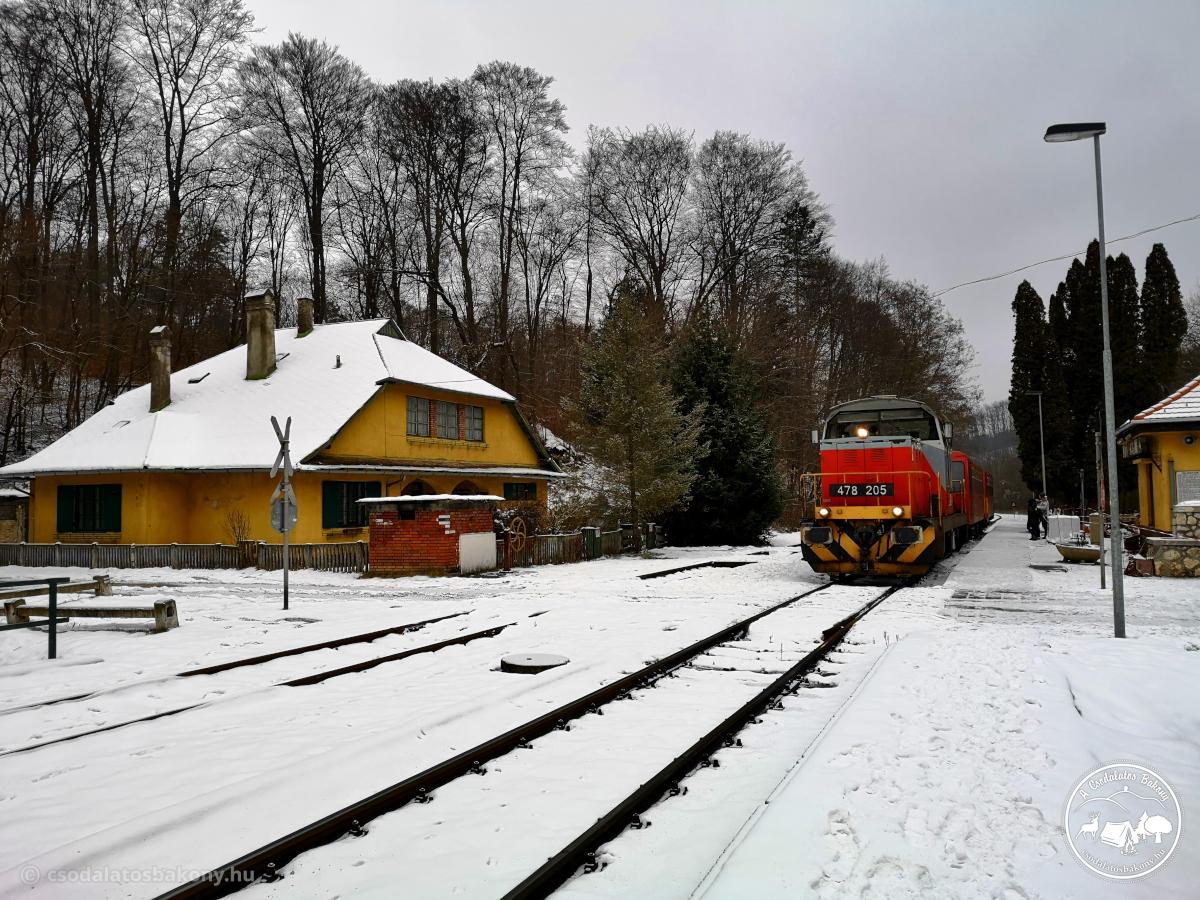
<box><xmin>270</xmin><ymin>415</ymin><xmax>296</xmax><ymax>610</ymax></box>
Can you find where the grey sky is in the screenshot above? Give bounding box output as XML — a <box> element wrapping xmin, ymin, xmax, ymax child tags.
<box><xmin>246</xmin><ymin>0</ymin><xmax>1200</xmax><ymax>405</ymax></box>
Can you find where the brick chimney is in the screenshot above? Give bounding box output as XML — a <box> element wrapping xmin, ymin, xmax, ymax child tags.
<box><xmin>149</xmin><ymin>325</ymin><xmax>171</xmax><ymax>411</ymax></box>
<box><xmin>245</xmin><ymin>290</ymin><xmax>277</xmax><ymax>380</ymax></box>
<box><xmin>297</xmin><ymin>298</ymin><xmax>314</xmax><ymax>337</ymax></box>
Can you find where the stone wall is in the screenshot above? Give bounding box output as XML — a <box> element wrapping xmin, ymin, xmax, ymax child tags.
<box><xmin>1145</xmin><ymin>505</ymin><xmax>1200</xmax><ymax>576</ymax></box>
<box><xmin>1173</xmin><ymin>504</ymin><xmax>1200</xmax><ymax>539</ymax></box>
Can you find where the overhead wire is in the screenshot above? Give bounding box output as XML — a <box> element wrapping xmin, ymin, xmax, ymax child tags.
<box><xmin>934</xmin><ymin>211</ymin><xmax>1200</xmax><ymax>297</ymax></box>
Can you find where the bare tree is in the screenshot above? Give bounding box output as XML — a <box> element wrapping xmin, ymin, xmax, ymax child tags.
<box><xmin>585</xmin><ymin>124</ymin><xmax>692</xmax><ymax>331</ymax></box>
<box><xmin>377</xmin><ymin>79</ymin><xmax>454</xmax><ymax>350</ymax></box>
<box><xmin>515</xmin><ymin>175</ymin><xmax>581</xmax><ymax>392</ymax></box>
<box><xmin>129</xmin><ymin>0</ymin><xmax>252</xmax><ymax>325</ymax></box>
<box><xmin>334</xmin><ymin>131</ymin><xmax>409</xmax><ymax>321</ymax></box>
<box><xmin>472</xmin><ymin>61</ymin><xmax>567</xmax><ymax>381</ymax></box>
<box><xmin>237</xmin><ymin>32</ymin><xmax>368</xmax><ymax>323</ymax></box>
<box><xmin>691</xmin><ymin>131</ymin><xmax>821</xmax><ymax>341</ymax></box>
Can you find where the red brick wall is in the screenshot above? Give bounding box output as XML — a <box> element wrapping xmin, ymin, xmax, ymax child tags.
<box><xmin>367</xmin><ymin>506</ymin><xmax>494</xmax><ymax>575</ymax></box>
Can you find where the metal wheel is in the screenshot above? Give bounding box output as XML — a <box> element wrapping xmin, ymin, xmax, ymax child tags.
<box><xmin>509</xmin><ymin>516</ymin><xmax>527</xmax><ymax>551</ymax></box>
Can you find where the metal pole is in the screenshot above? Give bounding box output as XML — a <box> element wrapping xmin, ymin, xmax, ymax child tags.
<box><xmin>48</xmin><ymin>579</ymin><xmax>57</xmax><ymax>660</ymax></box>
<box><xmin>1096</xmin><ymin>430</ymin><xmax>1105</xmax><ymax>590</ymax></box>
<box><xmin>1094</xmin><ymin>134</ymin><xmax>1124</xmax><ymax>637</ymax></box>
<box><xmin>282</xmin><ymin>491</ymin><xmax>290</xmax><ymax>611</ymax></box>
<box><xmin>281</xmin><ymin>448</ymin><xmax>291</xmax><ymax>611</ymax></box>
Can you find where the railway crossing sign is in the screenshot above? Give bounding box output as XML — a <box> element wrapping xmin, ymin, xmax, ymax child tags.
<box><xmin>269</xmin><ymin>482</ymin><xmax>298</xmax><ymax>533</ymax></box>
<box><xmin>270</xmin><ymin>415</ymin><xmax>294</xmax><ymax>480</ymax></box>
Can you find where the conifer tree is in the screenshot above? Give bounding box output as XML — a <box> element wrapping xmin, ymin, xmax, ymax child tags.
<box><xmin>1107</xmin><ymin>252</ymin><xmax>1142</xmax><ymax>423</ymax></box>
<box><xmin>1009</xmin><ymin>281</ymin><xmax>1053</xmax><ymax>494</ymax></box>
<box><xmin>569</xmin><ymin>283</ymin><xmax>705</xmax><ymax>535</ymax></box>
<box><xmin>663</xmin><ymin>321</ymin><xmax>783</xmax><ymax>545</ymax></box>
<box><xmin>1139</xmin><ymin>242</ymin><xmax>1187</xmax><ymax>402</ymax></box>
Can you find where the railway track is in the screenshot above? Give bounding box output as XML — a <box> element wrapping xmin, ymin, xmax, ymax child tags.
<box><xmin>156</xmin><ymin>580</ymin><xmax>903</xmax><ymax>899</ymax></box>
<box><xmin>0</xmin><ymin>611</ymin><xmax>513</xmax><ymax>757</ymax></box>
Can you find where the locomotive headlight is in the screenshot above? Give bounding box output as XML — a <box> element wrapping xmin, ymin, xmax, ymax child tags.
<box><xmin>855</xmin><ymin>425</ymin><xmax>870</xmax><ymax>438</ymax></box>
<box><xmin>817</xmin><ymin>506</ymin><xmax>831</xmax><ymax>518</ymax></box>
<box><xmin>892</xmin><ymin>506</ymin><xmax>904</xmax><ymax>517</ymax></box>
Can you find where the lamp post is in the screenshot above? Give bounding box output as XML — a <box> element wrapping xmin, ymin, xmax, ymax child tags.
<box><xmin>1024</xmin><ymin>390</ymin><xmax>1047</xmax><ymax>501</ymax></box>
<box><xmin>1044</xmin><ymin>122</ymin><xmax>1124</xmax><ymax>638</ymax></box>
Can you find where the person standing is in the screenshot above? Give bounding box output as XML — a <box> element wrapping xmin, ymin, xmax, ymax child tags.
<box><xmin>1027</xmin><ymin>494</ymin><xmax>1041</xmax><ymax>540</ymax></box>
<box><xmin>1038</xmin><ymin>495</ymin><xmax>1050</xmax><ymax>540</ymax></box>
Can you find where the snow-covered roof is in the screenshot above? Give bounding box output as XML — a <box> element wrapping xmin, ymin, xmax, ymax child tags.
<box><xmin>0</xmin><ymin>320</ymin><xmax>517</xmax><ymax>476</ymax></box>
<box><xmin>1120</xmin><ymin>374</ymin><xmax>1200</xmax><ymax>433</ymax></box>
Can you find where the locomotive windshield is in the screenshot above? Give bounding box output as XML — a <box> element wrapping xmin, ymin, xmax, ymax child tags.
<box><xmin>825</xmin><ymin>407</ymin><xmax>939</xmax><ymax>440</ymax></box>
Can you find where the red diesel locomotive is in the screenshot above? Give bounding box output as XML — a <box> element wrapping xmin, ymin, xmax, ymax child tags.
<box><xmin>800</xmin><ymin>395</ymin><xmax>992</xmax><ymax>578</ymax></box>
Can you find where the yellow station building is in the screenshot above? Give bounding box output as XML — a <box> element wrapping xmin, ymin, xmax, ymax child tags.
<box><xmin>0</xmin><ymin>294</ymin><xmax>561</xmax><ymax>546</ymax></box>
<box><xmin>1118</xmin><ymin>374</ymin><xmax>1200</xmax><ymax>532</ymax></box>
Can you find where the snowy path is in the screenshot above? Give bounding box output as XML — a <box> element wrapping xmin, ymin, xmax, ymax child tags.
<box><xmin>663</xmin><ymin>519</ymin><xmax>1199</xmax><ymax>900</ymax></box>
<box><xmin>1</xmin><ymin>522</ymin><xmax>1197</xmax><ymax>899</ymax></box>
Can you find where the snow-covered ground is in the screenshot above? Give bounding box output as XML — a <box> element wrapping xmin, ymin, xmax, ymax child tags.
<box><xmin>0</xmin><ymin>516</ymin><xmax>1196</xmax><ymax>898</ymax></box>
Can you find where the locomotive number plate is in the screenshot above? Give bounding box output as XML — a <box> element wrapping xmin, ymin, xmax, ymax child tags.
<box><xmin>829</xmin><ymin>482</ymin><xmax>895</xmax><ymax>497</ymax></box>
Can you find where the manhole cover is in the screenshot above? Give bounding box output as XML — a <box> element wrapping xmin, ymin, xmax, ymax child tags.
<box><xmin>501</xmin><ymin>653</ymin><xmax>569</xmax><ymax>674</ymax></box>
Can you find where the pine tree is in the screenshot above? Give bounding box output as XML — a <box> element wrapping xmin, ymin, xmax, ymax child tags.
<box><xmin>1009</xmin><ymin>281</ymin><xmax>1052</xmax><ymax>494</ymax></box>
<box><xmin>1139</xmin><ymin>242</ymin><xmax>1187</xmax><ymax>402</ymax></box>
<box><xmin>663</xmin><ymin>321</ymin><xmax>783</xmax><ymax>545</ymax></box>
<box><xmin>569</xmin><ymin>283</ymin><xmax>705</xmax><ymax>534</ymax></box>
<box><xmin>1107</xmin><ymin>252</ymin><xmax>1142</xmax><ymax>423</ymax></box>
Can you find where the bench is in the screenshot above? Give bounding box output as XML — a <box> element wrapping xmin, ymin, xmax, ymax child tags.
<box><xmin>3</xmin><ymin>598</ymin><xmax>179</xmax><ymax>633</ymax></box>
<box><xmin>0</xmin><ymin>574</ymin><xmax>112</xmax><ymax>601</ymax></box>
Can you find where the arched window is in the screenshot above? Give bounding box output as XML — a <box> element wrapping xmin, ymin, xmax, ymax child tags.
<box><xmin>401</xmin><ymin>480</ymin><xmax>435</xmax><ymax>496</ymax></box>
<box><xmin>452</xmin><ymin>480</ymin><xmax>482</xmax><ymax>495</ymax></box>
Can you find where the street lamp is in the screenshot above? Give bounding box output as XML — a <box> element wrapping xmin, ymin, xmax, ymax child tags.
<box><xmin>1024</xmin><ymin>390</ymin><xmax>1047</xmax><ymax>502</ymax></box>
<box><xmin>1044</xmin><ymin>121</ymin><xmax>1124</xmax><ymax>638</ymax></box>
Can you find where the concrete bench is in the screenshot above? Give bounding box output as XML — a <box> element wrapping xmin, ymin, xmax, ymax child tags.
<box><xmin>3</xmin><ymin>598</ymin><xmax>179</xmax><ymax>633</ymax></box>
<box><xmin>0</xmin><ymin>574</ymin><xmax>112</xmax><ymax>601</ymax></box>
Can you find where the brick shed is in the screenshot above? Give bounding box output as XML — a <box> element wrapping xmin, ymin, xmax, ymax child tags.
<box><xmin>361</xmin><ymin>495</ymin><xmax>502</xmax><ymax>576</ymax></box>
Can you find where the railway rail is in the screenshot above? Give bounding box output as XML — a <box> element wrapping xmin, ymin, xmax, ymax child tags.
<box><xmin>156</xmin><ymin>580</ymin><xmax>903</xmax><ymax>899</ymax></box>
<box><xmin>0</xmin><ymin>611</ymin><xmax>468</xmax><ymax>716</ymax></box>
<box><xmin>0</xmin><ymin>612</ymin><xmax>509</xmax><ymax>757</ymax></box>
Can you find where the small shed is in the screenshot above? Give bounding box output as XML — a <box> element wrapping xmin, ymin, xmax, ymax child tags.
<box><xmin>0</xmin><ymin>486</ymin><xmax>29</xmax><ymax>543</ymax></box>
<box><xmin>360</xmin><ymin>494</ymin><xmax>502</xmax><ymax>576</ymax></box>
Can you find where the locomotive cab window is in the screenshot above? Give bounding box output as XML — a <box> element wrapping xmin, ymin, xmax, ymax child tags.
<box><xmin>827</xmin><ymin>408</ymin><xmax>937</xmax><ymax>440</ymax></box>
<box><xmin>951</xmin><ymin>460</ymin><xmax>966</xmax><ymax>491</ymax></box>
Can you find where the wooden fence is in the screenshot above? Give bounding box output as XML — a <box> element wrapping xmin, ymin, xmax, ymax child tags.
<box><xmin>252</xmin><ymin>541</ymin><xmax>368</xmax><ymax>574</ymax></box>
<box><xmin>0</xmin><ymin>541</ymin><xmax>242</xmax><ymax>570</ymax></box>
<box><xmin>0</xmin><ymin>525</ymin><xmax>659</xmax><ymax>574</ymax></box>
<box><xmin>502</xmin><ymin>532</ymin><xmax>585</xmax><ymax>569</ymax></box>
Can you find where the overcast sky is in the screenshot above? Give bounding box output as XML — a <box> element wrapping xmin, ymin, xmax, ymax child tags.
<box><xmin>245</xmin><ymin>0</ymin><xmax>1200</xmax><ymax>405</ymax></box>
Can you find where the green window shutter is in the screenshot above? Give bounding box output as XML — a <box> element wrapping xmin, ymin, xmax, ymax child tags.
<box><xmin>99</xmin><ymin>484</ymin><xmax>122</xmax><ymax>532</ymax></box>
<box><xmin>57</xmin><ymin>486</ymin><xmax>75</xmax><ymax>532</ymax></box>
<box><xmin>322</xmin><ymin>481</ymin><xmax>341</xmax><ymax>528</ymax></box>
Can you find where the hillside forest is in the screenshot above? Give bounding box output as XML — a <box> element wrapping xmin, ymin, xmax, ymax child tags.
<box><xmin>3</xmin><ymin>0</ymin><xmax>996</xmax><ymax>539</ymax></box>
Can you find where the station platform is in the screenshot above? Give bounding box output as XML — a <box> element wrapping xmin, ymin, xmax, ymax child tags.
<box><xmin>694</xmin><ymin>515</ymin><xmax>1199</xmax><ymax>900</ymax></box>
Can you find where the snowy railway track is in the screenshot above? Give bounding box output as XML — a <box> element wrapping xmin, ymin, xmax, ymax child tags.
<box><xmin>157</xmin><ymin>580</ymin><xmax>903</xmax><ymax>900</ymax></box>
<box><xmin>0</xmin><ymin>611</ymin><xmax>511</xmax><ymax>756</ymax></box>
